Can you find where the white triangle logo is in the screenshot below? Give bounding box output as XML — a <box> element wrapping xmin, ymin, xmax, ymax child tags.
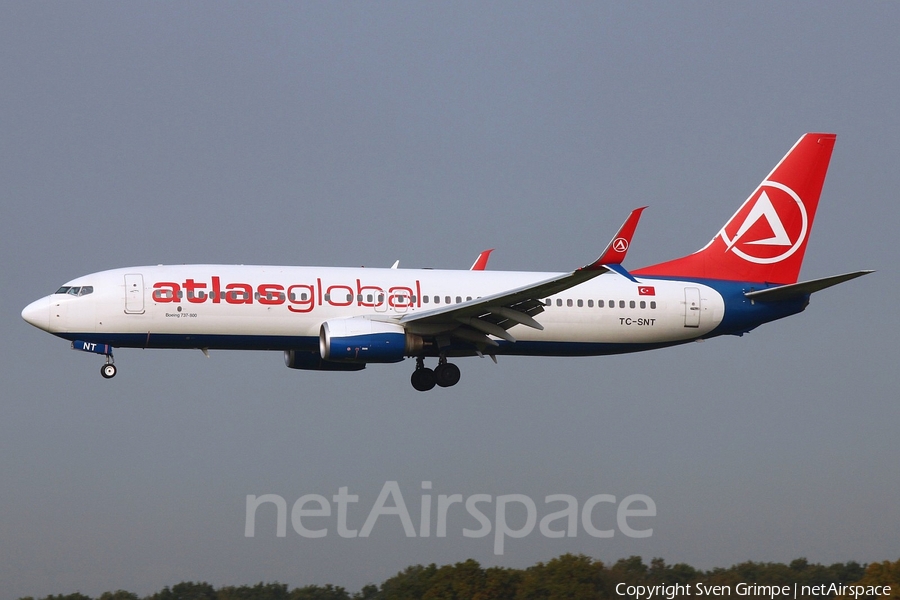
<box><xmin>726</xmin><ymin>191</ymin><xmax>792</xmax><ymax>251</ymax></box>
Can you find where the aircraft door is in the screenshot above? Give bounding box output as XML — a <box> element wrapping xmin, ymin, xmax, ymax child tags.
<box><xmin>373</xmin><ymin>291</ymin><xmax>388</xmax><ymax>313</ymax></box>
<box><xmin>124</xmin><ymin>274</ymin><xmax>145</xmax><ymax>314</ymax></box>
<box><xmin>684</xmin><ymin>287</ymin><xmax>701</xmax><ymax>328</ymax></box>
<box><xmin>390</xmin><ymin>290</ymin><xmax>409</xmax><ymax>314</ymax></box>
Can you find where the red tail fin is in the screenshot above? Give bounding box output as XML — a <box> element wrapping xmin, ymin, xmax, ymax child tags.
<box><xmin>633</xmin><ymin>133</ymin><xmax>836</xmax><ymax>284</ymax></box>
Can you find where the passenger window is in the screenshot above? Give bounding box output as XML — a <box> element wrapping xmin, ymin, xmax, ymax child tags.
<box><xmin>445</xmin><ymin>296</ymin><xmax>451</xmax><ymax>304</ymax></box>
<box><xmin>323</xmin><ymin>294</ymin><xmax>330</xmax><ymax>301</ymax></box>
<box><xmin>346</xmin><ymin>293</ymin><xmax>353</xmax><ymax>302</ymax></box>
<box><xmin>545</xmin><ymin>299</ymin><xmax>551</xmax><ymax>306</ymax></box>
<box><xmin>619</xmin><ymin>300</ymin><xmax>625</xmax><ymax>308</ymax></box>
<box><xmin>466</xmin><ymin>296</ymin><xmax>472</xmax><ymax>301</ymax></box>
<box><xmin>609</xmin><ymin>300</ymin><xmax>615</xmax><ymax>308</ymax></box>
<box><xmin>598</xmin><ymin>300</ymin><xmax>604</xmax><ymax>308</ymax></box>
<box><xmin>588</xmin><ymin>300</ymin><xmax>594</xmax><ymax>307</ymax></box>
<box><xmin>434</xmin><ymin>296</ymin><xmax>440</xmax><ymax>304</ymax></box>
<box><xmin>423</xmin><ymin>296</ymin><xmax>429</xmax><ymax>304</ymax></box>
<box><xmin>567</xmin><ymin>299</ymin><xmax>573</xmax><ymax>307</ymax></box>
<box><xmin>456</xmin><ymin>296</ymin><xmax>462</xmax><ymax>303</ymax></box>
<box><xmin>640</xmin><ymin>301</ymin><xmax>646</xmax><ymax>309</ymax></box>
<box><xmin>556</xmin><ymin>299</ymin><xmax>562</xmax><ymax>307</ymax></box>
<box><xmin>629</xmin><ymin>300</ymin><xmax>635</xmax><ymax>308</ymax></box>
<box><xmin>577</xmin><ymin>299</ymin><xmax>583</xmax><ymax>307</ymax></box>
<box><xmin>650</xmin><ymin>301</ymin><xmax>657</xmax><ymax>309</ymax></box>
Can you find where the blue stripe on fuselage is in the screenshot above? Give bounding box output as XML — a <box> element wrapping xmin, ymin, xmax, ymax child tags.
<box><xmin>56</xmin><ymin>332</ymin><xmax>322</xmax><ymax>352</ymax></box>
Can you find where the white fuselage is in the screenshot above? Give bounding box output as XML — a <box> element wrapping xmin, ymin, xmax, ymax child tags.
<box><xmin>26</xmin><ymin>265</ymin><xmax>725</xmax><ymax>355</ymax></box>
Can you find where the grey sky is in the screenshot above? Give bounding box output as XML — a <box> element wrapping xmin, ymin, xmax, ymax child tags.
<box><xmin>1</xmin><ymin>3</ymin><xmax>897</xmax><ymax>598</ymax></box>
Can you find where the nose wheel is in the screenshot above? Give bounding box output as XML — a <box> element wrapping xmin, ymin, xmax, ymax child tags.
<box><xmin>100</xmin><ymin>354</ymin><xmax>117</xmax><ymax>379</ymax></box>
<box><xmin>411</xmin><ymin>356</ymin><xmax>460</xmax><ymax>391</ymax></box>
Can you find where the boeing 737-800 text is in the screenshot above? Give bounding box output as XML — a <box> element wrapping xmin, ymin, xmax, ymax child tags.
<box><xmin>22</xmin><ymin>133</ymin><xmax>872</xmax><ymax>391</ymax></box>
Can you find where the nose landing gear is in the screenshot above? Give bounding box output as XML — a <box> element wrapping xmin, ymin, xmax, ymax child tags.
<box><xmin>411</xmin><ymin>356</ymin><xmax>460</xmax><ymax>391</ymax></box>
<box><xmin>72</xmin><ymin>340</ymin><xmax>117</xmax><ymax>379</ymax></box>
<box><xmin>101</xmin><ymin>360</ymin><xmax>117</xmax><ymax>379</ymax></box>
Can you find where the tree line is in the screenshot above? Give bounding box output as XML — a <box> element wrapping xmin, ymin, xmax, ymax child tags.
<box><xmin>20</xmin><ymin>554</ymin><xmax>900</xmax><ymax>600</ymax></box>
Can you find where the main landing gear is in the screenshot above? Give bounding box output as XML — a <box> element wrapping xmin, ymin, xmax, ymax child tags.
<box><xmin>411</xmin><ymin>356</ymin><xmax>461</xmax><ymax>392</ymax></box>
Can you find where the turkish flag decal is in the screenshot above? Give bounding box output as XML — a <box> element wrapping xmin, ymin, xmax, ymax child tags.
<box><xmin>638</xmin><ymin>286</ymin><xmax>656</xmax><ymax>296</ymax></box>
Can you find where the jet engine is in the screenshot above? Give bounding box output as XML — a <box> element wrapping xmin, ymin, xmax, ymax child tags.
<box><xmin>319</xmin><ymin>317</ymin><xmax>423</xmax><ymax>363</ymax></box>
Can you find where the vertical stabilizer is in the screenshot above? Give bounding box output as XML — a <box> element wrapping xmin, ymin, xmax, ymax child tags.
<box><xmin>634</xmin><ymin>133</ymin><xmax>837</xmax><ymax>284</ymax></box>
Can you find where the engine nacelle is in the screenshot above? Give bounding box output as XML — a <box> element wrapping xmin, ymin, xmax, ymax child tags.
<box><xmin>319</xmin><ymin>318</ymin><xmax>423</xmax><ymax>363</ymax></box>
<box><xmin>284</xmin><ymin>349</ymin><xmax>366</xmax><ymax>371</ymax></box>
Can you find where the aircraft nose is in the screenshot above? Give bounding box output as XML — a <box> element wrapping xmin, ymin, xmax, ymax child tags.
<box><xmin>22</xmin><ymin>297</ymin><xmax>51</xmax><ymax>331</ymax></box>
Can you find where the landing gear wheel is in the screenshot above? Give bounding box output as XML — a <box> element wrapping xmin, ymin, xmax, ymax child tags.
<box><xmin>434</xmin><ymin>362</ymin><xmax>461</xmax><ymax>388</ymax></box>
<box><xmin>100</xmin><ymin>363</ymin><xmax>117</xmax><ymax>379</ymax></box>
<box><xmin>411</xmin><ymin>367</ymin><xmax>436</xmax><ymax>392</ymax></box>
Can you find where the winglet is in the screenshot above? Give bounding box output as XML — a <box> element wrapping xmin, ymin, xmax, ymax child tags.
<box><xmin>581</xmin><ymin>207</ymin><xmax>646</xmax><ymax>270</ymax></box>
<box><xmin>470</xmin><ymin>249</ymin><xmax>494</xmax><ymax>270</ymax></box>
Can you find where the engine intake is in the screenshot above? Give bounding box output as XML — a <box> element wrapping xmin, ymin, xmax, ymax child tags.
<box><xmin>320</xmin><ymin>318</ymin><xmax>423</xmax><ymax>363</ymax></box>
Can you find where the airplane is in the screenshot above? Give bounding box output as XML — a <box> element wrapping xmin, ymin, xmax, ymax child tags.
<box><xmin>21</xmin><ymin>133</ymin><xmax>872</xmax><ymax>391</ymax></box>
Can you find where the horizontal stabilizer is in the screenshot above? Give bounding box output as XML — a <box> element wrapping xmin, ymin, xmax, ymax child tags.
<box><xmin>744</xmin><ymin>270</ymin><xmax>874</xmax><ymax>302</ymax></box>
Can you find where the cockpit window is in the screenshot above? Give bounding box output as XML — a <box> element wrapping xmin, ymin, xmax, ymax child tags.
<box><xmin>56</xmin><ymin>286</ymin><xmax>93</xmax><ymax>296</ymax></box>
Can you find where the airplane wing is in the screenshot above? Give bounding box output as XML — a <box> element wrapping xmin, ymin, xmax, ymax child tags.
<box><xmin>397</xmin><ymin>207</ymin><xmax>645</xmax><ymax>348</ymax></box>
